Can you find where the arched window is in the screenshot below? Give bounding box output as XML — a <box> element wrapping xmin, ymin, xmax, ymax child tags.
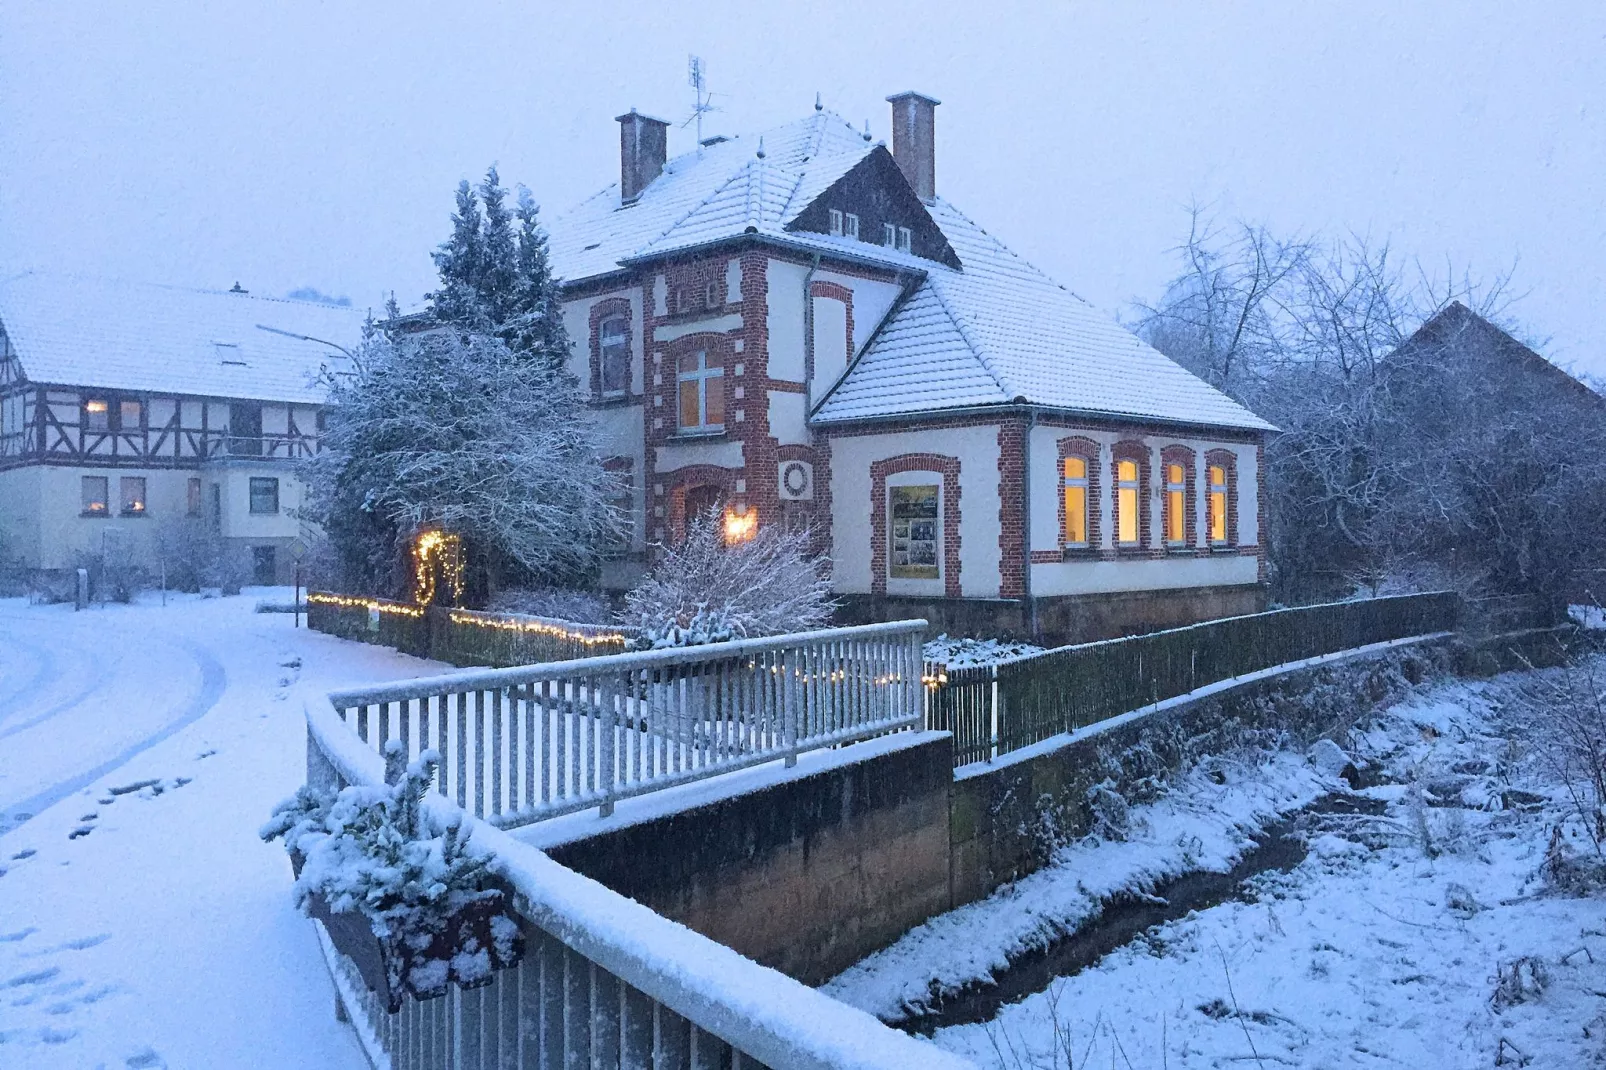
<box><xmin>599</xmin><ymin>315</ymin><xmax>630</xmax><ymax>396</ymax></box>
<box><xmin>677</xmin><ymin>348</ymin><xmax>724</xmax><ymax>432</ymax></box>
<box><xmin>1208</xmin><ymin>462</ymin><xmax>1230</xmax><ymax>545</ymax></box>
<box><xmin>1164</xmin><ymin>462</ymin><xmax>1187</xmax><ymax>545</ymax></box>
<box><xmin>1062</xmin><ymin>455</ymin><xmax>1090</xmax><ymax>548</ymax></box>
<box><xmin>1115</xmin><ymin>458</ymin><xmax>1141</xmax><ymax>547</ymax></box>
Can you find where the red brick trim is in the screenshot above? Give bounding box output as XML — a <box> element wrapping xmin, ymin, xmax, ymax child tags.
<box><xmin>1110</xmin><ymin>439</ymin><xmax>1153</xmax><ymax>556</ymax></box>
<box><xmin>1056</xmin><ymin>435</ymin><xmax>1102</xmax><ymax>555</ymax></box>
<box><xmin>1255</xmin><ymin>443</ymin><xmax>1268</xmax><ymax>584</ymax></box>
<box><xmin>869</xmin><ymin>453</ymin><xmax>961</xmax><ymax>599</ymax></box>
<box><xmin>997</xmin><ymin>419</ymin><xmax>1027</xmax><ymax>599</ymax></box>
<box><xmin>1159</xmin><ymin>444</ymin><xmax>1198</xmax><ymax>551</ymax></box>
<box><xmin>776</xmin><ymin>443</ymin><xmax>815</xmax><ymax>462</ymax></box>
<box><xmin>813</xmin><ymin>437</ymin><xmax>834</xmax><ymax>566</ymax></box>
<box><xmin>1204</xmin><ymin>448</ymin><xmax>1240</xmax><ymax>547</ymax></box>
<box><xmin>766</xmin><ymin>380</ymin><xmax>808</xmax><ymax>394</ymax></box>
<box><xmin>661</xmin><ymin>257</ymin><xmax>731</xmax><ymax>321</ymax></box>
<box><xmin>588</xmin><ymin>297</ymin><xmax>633</xmax><ymax>399</ymax></box>
<box><xmin>823</xmin><ymin>410</ymin><xmax>1267</xmax><ymax>446</ymax></box>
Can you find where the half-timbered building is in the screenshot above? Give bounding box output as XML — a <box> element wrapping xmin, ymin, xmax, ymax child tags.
<box><xmin>552</xmin><ymin>94</ymin><xmax>1277</xmax><ymax>643</ymax></box>
<box><xmin>0</xmin><ymin>272</ymin><xmax>363</xmax><ymax>586</ymax></box>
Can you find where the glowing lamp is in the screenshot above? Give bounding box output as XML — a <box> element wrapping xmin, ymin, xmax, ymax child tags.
<box><xmin>723</xmin><ymin>506</ymin><xmax>757</xmax><ymax>545</ymax></box>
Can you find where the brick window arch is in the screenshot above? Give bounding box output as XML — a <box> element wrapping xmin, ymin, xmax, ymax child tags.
<box><xmin>1204</xmin><ymin>449</ymin><xmax>1239</xmax><ymax>547</ymax></box>
<box><xmin>869</xmin><ymin>454</ymin><xmax>961</xmax><ymax>598</ymax></box>
<box><xmin>1057</xmin><ymin>436</ymin><xmax>1102</xmax><ymax>551</ymax></box>
<box><xmin>588</xmin><ymin>297</ymin><xmax>633</xmax><ymax>399</ymax></box>
<box><xmin>1110</xmin><ymin>440</ymin><xmax>1151</xmax><ymax>551</ymax></box>
<box><xmin>664</xmin><ymin>464</ymin><xmax>739</xmax><ymax>546</ymax></box>
<box><xmin>1160</xmin><ymin>444</ymin><xmax>1197</xmax><ymax>550</ymax></box>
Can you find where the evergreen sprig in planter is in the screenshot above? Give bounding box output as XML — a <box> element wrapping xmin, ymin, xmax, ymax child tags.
<box><xmin>264</xmin><ymin>744</ymin><xmax>522</xmax><ymax>1012</ymax></box>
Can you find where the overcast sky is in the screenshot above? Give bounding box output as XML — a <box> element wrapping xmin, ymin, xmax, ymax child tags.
<box><xmin>2</xmin><ymin>2</ymin><xmax>1601</xmax><ymax>371</ymax></box>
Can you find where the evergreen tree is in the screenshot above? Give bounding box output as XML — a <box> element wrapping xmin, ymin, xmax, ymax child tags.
<box><xmin>427</xmin><ymin>167</ymin><xmax>569</xmax><ymax>372</ymax></box>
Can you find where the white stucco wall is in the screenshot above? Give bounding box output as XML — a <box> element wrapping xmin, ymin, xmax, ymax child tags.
<box><xmin>828</xmin><ymin>425</ymin><xmax>1001</xmax><ymax>598</ymax></box>
<box><xmin>1025</xmin><ymin>425</ymin><xmax>1261</xmax><ymax>597</ymax></box>
<box><xmin>766</xmin><ymin>259</ymin><xmax>807</xmax><ymax>384</ymax></box>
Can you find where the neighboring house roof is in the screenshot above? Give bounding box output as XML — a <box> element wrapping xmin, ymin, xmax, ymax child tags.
<box><xmin>0</xmin><ymin>271</ymin><xmax>366</xmax><ymax>405</ymax></box>
<box><xmin>1395</xmin><ymin>301</ymin><xmax>1604</xmax><ymax>409</ymax></box>
<box><xmin>553</xmin><ymin>107</ymin><xmax>1275</xmax><ymax>434</ymax></box>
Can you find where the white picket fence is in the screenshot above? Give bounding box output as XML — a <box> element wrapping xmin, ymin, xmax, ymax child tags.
<box><xmin>326</xmin><ymin>620</ymin><xmax>928</xmax><ymax>828</ymax></box>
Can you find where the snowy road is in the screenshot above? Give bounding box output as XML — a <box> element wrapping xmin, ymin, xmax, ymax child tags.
<box><xmin>0</xmin><ymin>592</ymin><xmax>446</xmax><ymax>1069</ymax></box>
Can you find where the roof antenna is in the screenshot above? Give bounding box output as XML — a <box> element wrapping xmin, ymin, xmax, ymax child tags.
<box><xmin>862</xmin><ymin>119</ymin><xmax>872</xmax><ymax>142</ymax></box>
<box><xmin>685</xmin><ymin>55</ymin><xmax>719</xmax><ymax>150</ymax></box>
<box><xmin>815</xmin><ymin>92</ymin><xmax>823</xmax><ymax>112</ymax></box>
<box><xmin>756</xmin><ymin>136</ymin><xmax>766</xmax><ymax>159</ymax></box>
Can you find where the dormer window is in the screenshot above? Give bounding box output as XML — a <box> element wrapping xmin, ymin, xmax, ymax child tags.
<box><xmin>828</xmin><ymin>209</ymin><xmax>844</xmax><ymax>236</ymax></box>
<box><xmin>897</xmin><ymin>226</ymin><xmax>912</xmax><ymax>253</ymax></box>
<box><xmin>844</xmin><ymin>213</ymin><xmax>860</xmax><ymax>241</ymax></box>
<box><xmin>882</xmin><ymin>223</ymin><xmax>897</xmax><ymax>247</ymax></box>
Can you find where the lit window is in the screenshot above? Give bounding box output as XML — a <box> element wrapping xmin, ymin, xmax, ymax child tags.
<box><xmin>897</xmin><ymin>226</ymin><xmax>912</xmax><ymax>253</ymax></box>
<box><xmin>1116</xmin><ymin>459</ymin><xmax>1140</xmax><ymax>546</ymax></box>
<box><xmin>677</xmin><ymin>348</ymin><xmax>724</xmax><ymax>432</ymax></box>
<box><xmin>1062</xmin><ymin>455</ymin><xmax>1090</xmax><ymax>548</ymax></box>
<box><xmin>599</xmin><ymin>314</ymin><xmax>630</xmax><ymax>396</ymax></box>
<box><xmin>187</xmin><ymin>477</ymin><xmax>203</xmax><ymax>518</ymax></box>
<box><xmin>85</xmin><ymin>399</ymin><xmax>109</xmax><ymax>432</ymax></box>
<box><xmin>119</xmin><ymin>399</ymin><xmax>142</xmax><ymax>430</ymax></box>
<box><xmin>81</xmin><ymin>475</ymin><xmax>108</xmax><ymax>516</ymax></box>
<box><xmin>249</xmin><ymin>476</ymin><xmax>280</xmax><ymax>515</ymax></box>
<box><xmin>1209</xmin><ymin>464</ymin><xmax>1229</xmax><ymax>544</ymax></box>
<box><xmin>844</xmin><ymin>213</ymin><xmax>860</xmax><ymax>240</ymax></box>
<box><xmin>882</xmin><ymin>222</ymin><xmax>897</xmax><ymax>247</ymax></box>
<box><xmin>890</xmin><ymin>484</ymin><xmax>939</xmax><ymax>579</ymax></box>
<box><xmin>828</xmin><ymin>209</ymin><xmax>843</xmax><ymax>236</ymax></box>
<box><xmin>120</xmin><ymin>476</ymin><xmax>146</xmax><ymax>516</ymax></box>
<box><xmin>1165</xmin><ymin>462</ymin><xmax>1187</xmax><ymax>545</ymax></box>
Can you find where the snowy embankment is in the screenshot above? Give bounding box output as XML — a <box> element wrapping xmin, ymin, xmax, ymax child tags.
<box><xmin>832</xmin><ymin>666</ymin><xmax>1606</xmax><ymax>1069</ymax></box>
<box><xmin>923</xmin><ymin>635</ymin><xmax>1045</xmax><ymax>668</ymax></box>
<box><xmin>0</xmin><ymin>593</ymin><xmax>446</xmax><ymax>1070</ymax></box>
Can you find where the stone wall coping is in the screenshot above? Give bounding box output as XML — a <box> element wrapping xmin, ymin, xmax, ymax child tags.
<box><xmin>953</xmin><ymin>631</ymin><xmax>1453</xmax><ymax>781</ymax></box>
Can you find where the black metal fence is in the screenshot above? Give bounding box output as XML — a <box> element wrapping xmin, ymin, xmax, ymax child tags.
<box><xmin>924</xmin><ymin>591</ymin><xmax>1461</xmax><ymax>768</ymax></box>
<box><xmin>305</xmin><ymin>595</ymin><xmax>635</xmax><ymax>668</ymax></box>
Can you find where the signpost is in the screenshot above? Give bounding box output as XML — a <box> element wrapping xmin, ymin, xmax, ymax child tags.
<box><xmin>289</xmin><ymin>538</ymin><xmax>308</xmax><ymax>628</ymax></box>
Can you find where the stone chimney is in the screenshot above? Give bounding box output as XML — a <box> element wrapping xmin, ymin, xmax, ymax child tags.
<box><xmin>616</xmin><ymin>109</ymin><xmax>669</xmax><ymax>205</ymax></box>
<box><xmin>886</xmin><ymin>91</ymin><xmax>940</xmax><ymax>203</ymax></box>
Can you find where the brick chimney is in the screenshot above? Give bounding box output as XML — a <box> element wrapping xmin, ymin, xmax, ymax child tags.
<box><xmin>886</xmin><ymin>91</ymin><xmax>940</xmax><ymax>203</ymax></box>
<box><xmin>616</xmin><ymin>109</ymin><xmax>669</xmax><ymax>205</ymax></box>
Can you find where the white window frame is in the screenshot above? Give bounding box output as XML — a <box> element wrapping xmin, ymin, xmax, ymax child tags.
<box><xmin>676</xmin><ymin>349</ymin><xmax>724</xmax><ymax>433</ymax></box>
<box><xmin>1115</xmin><ymin>458</ymin><xmax>1141</xmax><ymax>547</ymax></box>
<box><xmin>882</xmin><ymin>222</ymin><xmax>897</xmax><ymax>247</ymax></box>
<box><xmin>828</xmin><ymin>209</ymin><xmax>843</xmax><ymax>236</ymax></box>
<box><xmin>896</xmin><ymin>226</ymin><xmax>912</xmax><ymax>253</ymax></box>
<box><xmin>598</xmin><ymin>314</ymin><xmax>630</xmax><ymax>397</ymax></box>
<box><xmin>1164</xmin><ymin>462</ymin><xmax>1188</xmax><ymax>546</ymax></box>
<box><xmin>1208</xmin><ymin>464</ymin><xmax>1230</xmax><ymax>545</ymax></box>
<box><xmin>844</xmin><ymin>213</ymin><xmax>860</xmax><ymax>240</ymax></box>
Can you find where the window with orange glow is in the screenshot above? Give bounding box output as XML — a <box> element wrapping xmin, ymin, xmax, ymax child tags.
<box><xmin>1116</xmin><ymin>459</ymin><xmax>1140</xmax><ymax>546</ymax></box>
<box><xmin>1209</xmin><ymin>464</ymin><xmax>1229</xmax><ymax>544</ymax></box>
<box><xmin>1165</xmin><ymin>462</ymin><xmax>1186</xmax><ymax>545</ymax></box>
<box><xmin>1062</xmin><ymin>455</ymin><xmax>1089</xmax><ymax>547</ymax></box>
<box><xmin>677</xmin><ymin>349</ymin><xmax>723</xmax><ymax>431</ymax></box>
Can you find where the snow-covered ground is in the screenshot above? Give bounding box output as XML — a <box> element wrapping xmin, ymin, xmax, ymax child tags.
<box><xmin>831</xmin><ymin>671</ymin><xmax>1606</xmax><ymax>1069</ymax></box>
<box><xmin>0</xmin><ymin>592</ymin><xmax>446</xmax><ymax>1069</ymax></box>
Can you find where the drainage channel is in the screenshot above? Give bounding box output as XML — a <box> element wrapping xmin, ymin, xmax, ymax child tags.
<box><xmin>894</xmin><ymin>792</ymin><xmax>1386</xmax><ymax>1035</ymax></box>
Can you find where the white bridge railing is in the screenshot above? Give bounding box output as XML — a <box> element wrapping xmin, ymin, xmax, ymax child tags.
<box><xmin>327</xmin><ymin>620</ymin><xmax>927</xmax><ymax>829</ymax></box>
<box><xmin>304</xmin><ymin>637</ymin><xmax>975</xmax><ymax>1070</ymax></box>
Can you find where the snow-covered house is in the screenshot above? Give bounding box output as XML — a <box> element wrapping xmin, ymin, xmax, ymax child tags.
<box><xmin>553</xmin><ymin>94</ymin><xmax>1276</xmax><ymax>642</ymax></box>
<box><xmin>0</xmin><ymin>273</ymin><xmax>364</xmax><ymax>586</ymax></box>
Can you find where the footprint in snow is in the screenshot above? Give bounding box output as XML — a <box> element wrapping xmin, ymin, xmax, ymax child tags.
<box><xmin>126</xmin><ymin>1048</ymin><xmax>166</xmax><ymax>1068</ymax></box>
<box><xmin>0</xmin><ymin>928</ymin><xmax>37</xmax><ymax>943</ymax></box>
<box><xmin>3</xmin><ymin>966</ymin><xmax>60</xmax><ymax>989</ymax></box>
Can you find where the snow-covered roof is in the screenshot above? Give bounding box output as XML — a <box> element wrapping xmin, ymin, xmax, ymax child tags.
<box><xmin>0</xmin><ymin>271</ymin><xmax>366</xmax><ymax>405</ymax></box>
<box><xmin>815</xmin><ymin>203</ymin><xmax>1276</xmax><ymax>432</ymax></box>
<box><xmin>550</xmin><ymin>108</ymin><xmax>1274</xmax><ymax>434</ymax></box>
<box><xmin>549</xmin><ymin>109</ymin><xmax>879</xmax><ymax>280</ymax></box>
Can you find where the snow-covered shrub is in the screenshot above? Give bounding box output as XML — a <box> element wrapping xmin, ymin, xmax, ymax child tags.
<box><xmin>261</xmin><ymin>743</ymin><xmax>520</xmax><ymax>1001</ymax></box>
<box><xmin>623</xmin><ymin>514</ymin><xmax>835</xmax><ymax>648</ymax></box>
<box><xmin>488</xmin><ymin>586</ymin><xmax>612</xmax><ymax>625</ymax></box>
<box><xmin>1507</xmin><ymin>656</ymin><xmax>1606</xmax><ymax>874</ymax></box>
<box><xmin>155</xmin><ymin>518</ymin><xmax>245</xmax><ymax>594</ymax></box>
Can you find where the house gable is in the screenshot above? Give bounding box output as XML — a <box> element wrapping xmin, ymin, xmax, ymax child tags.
<box><xmin>785</xmin><ymin>148</ymin><xmax>961</xmax><ymax>270</ymax></box>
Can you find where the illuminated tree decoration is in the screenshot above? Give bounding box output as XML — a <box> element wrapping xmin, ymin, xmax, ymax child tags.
<box><xmin>413</xmin><ymin>529</ymin><xmax>465</xmax><ymax>606</ymax></box>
